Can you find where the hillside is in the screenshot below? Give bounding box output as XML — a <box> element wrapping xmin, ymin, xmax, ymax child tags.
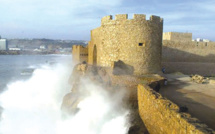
<box><xmin>7</xmin><ymin>38</ymin><xmax>87</xmax><ymax>49</ymax></box>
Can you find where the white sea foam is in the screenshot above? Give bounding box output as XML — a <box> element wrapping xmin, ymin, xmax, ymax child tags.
<box><xmin>0</xmin><ymin>59</ymin><xmax>129</xmax><ymax>134</ymax></box>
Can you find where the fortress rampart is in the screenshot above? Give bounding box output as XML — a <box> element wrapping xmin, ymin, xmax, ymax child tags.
<box><xmin>138</xmin><ymin>84</ymin><xmax>215</xmax><ymax>134</ymax></box>
<box><xmin>163</xmin><ymin>32</ymin><xmax>192</xmax><ymax>42</ymax></box>
<box><xmin>101</xmin><ymin>14</ymin><xmax>163</xmax><ymax>25</ymax></box>
<box><xmin>162</xmin><ymin>40</ymin><xmax>215</xmax><ymax>62</ymax></box>
<box><xmin>161</xmin><ymin>31</ymin><xmax>215</xmax><ymax>75</ymax></box>
<box><xmin>162</xmin><ymin>39</ymin><xmax>215</xmax><ymax>76</ymax></box>
<box><xmin>88</xmin><ymin>14</ymin><xmax>163</xmax><ymax>75</ymax></box>
<box><xmin>70</xmin><ymin>15</ymin><xmax>215</xmax><ymax>133</ymax></box>
<box><xmin>72</xmin><ymin>45</ymin><xmax>88</xmax><ymax>64</ymax></box>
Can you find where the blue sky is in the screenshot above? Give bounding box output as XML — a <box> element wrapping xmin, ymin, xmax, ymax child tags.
<box><xmin>0</xmin><ymin>0</ymin><xmax>214</xmax><ymax>41</ymax></box>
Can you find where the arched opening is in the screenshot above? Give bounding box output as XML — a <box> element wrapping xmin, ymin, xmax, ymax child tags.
<box><xmin>93</xmin><ymin>45</ymin><xmax>97</xmax><ymax>65</ymax></box>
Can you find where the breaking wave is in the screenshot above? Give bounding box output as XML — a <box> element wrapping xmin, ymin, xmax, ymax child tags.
<box><xmin>0</xmin><ymin>59</ymin><xmax>129</xmax><ymax>134</ymax></box>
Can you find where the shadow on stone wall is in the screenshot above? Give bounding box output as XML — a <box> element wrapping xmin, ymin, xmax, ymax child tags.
<box><xmin>162</xmin><ymin>46</ymin><xmax>215</xmax><ymax>63</ymax></box>
<box><xmin>162</xmin><ymin>46</ymin><xmax>215</xmax><ymax>76</ymax></box>
<box><xmin>112</xmin><ymin>60</ymin><xmax>134</xmax><ymax>75</ymax></box>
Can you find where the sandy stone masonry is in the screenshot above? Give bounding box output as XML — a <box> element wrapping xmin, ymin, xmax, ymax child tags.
<box><xmin>70</xmin><ymin>14</ymin><xmax>215</xmax><ymax>133</ymax></box>
<box><xmin>138</xmin><ymin>84</ymin><xmax>215</xmax><ymax>134</ymax></box>
<box><xmin>163</xmin><ymin>32</ymin><xmax>192</xmax><ymax>42</ymax></box>
<box><xmin>86</xmin><ymin>14</ymin><xmax>163</xmax><ymax>75</ymax></box>
<box><xmin>72</xmin><ymin>45</ymin><xmax>88</xmax><ymax>64</ymax></box>
<box><xmin>72</xmin><ymin>14</ymin><xmax>164</xmax><ymax>75</ymax></box>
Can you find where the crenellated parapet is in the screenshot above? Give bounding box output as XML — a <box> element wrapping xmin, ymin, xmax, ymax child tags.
<box><xmin>87</xmin><ymin>13</ymin><xmax>164</xmax><ymax>75</ymax></box>
<box><xmin>101</xmin><ymin>14</ymin><xmax>163</xmax><ymax>26</ymax></box>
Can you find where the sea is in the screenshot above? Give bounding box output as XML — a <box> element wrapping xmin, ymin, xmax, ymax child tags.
<box><xmin>0</xmin><ymin>55</ymin><xmax>74</xmax><ymax>134</ymax></box>
<box><xmin>0</xmin><ymin>55</ymin><xmax>73</xmax><ymax>93</ymax></box>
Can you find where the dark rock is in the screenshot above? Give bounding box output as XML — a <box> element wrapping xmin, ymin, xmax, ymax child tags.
<box><xmin>149</xmin><ymin>82</ymin><xmax>160</xmax><ymax>92</ymax></box>
<box><xmin>179</xmin><ymin>106</ymin><xmax>188</xmax><ymax>113</ymax></box>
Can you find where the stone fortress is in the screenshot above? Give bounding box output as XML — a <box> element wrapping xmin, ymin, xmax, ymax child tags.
<box><xmin>73</xmin><ymin>17</ymin><xmax>215</xmax><ymax>76</ymax></box>
<box><xmin>69</xmin><ymin>14</ymin><xmax>215</xmax><ymax>134</ymax></box>
<box><xmin>73</xmin><ymin>14</ymin><xmax>163</xmax><ymax>75</ymax></box>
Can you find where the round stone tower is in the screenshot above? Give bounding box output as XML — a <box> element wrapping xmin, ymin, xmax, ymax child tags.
<box><xmin>88</xmin><ymin>14</ymin><xmax>163</xmax><ymax>75</ymax></box>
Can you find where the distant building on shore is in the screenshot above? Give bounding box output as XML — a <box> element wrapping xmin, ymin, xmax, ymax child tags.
<box><xmin>193</xmin><ymin>38</ymin><xmax>211</xmax><ymax>42</ymax></box>
<box><xmin>0</xmin><ymin>36</ymin><xmax>8</xmax><ymax>50</ymax></box>
<box><xmin>8</xmin><ymin>47</ymin><xmax>22</xmax><ymax>51</ymax></box>
<box><xmin>39</xmin><ymin>45</ymin><xmax>47</xmax><ymax>50</ymax></box>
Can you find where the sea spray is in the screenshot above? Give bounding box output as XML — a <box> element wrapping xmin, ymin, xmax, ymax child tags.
<box><xmin>0</xmin><ymin>62</ymin><xmax>72</xmax><ymax>134</ymax></box>
<box><xmin>0</xmin><ymin>60</ymin><xmax>129</xmax><ymax>134</ymax></box>
<box><xmin>58</xmin><ymin>78</ymin><xmax>129</xmax><ymax>134</ymax></box>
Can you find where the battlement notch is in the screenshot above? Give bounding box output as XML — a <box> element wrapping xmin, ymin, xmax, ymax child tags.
<box><xmin>102</xmin><ymin>14</ymin><xmax>163</xmax><ymax>25</ymax></box>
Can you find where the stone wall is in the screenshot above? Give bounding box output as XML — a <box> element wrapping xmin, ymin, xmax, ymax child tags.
<box><xmin>162</xmin><ymin>40</ymin><xmax>215</xmax><ymax>75</ymax></box>
<box><xmin>72</xmin><ymin>45</ymin><xmax>88</xmax><ymax>64</ymax></box>
<box><xmin>138</xmin><ymin>84</ymin><xmax>215</xmax><ymax>134</ymax></box>
<box><xmin>88</xmin><ymin>14</ymin><xmax>163</xmax><ymax>75</ymax></box>
<box><xmin>162</xmin><ymin>40</ymin><xmax>215</xmax><ymax>62</ymax></box>
<box><xmin>162</xmin><ymin>62</ymin><xmax>215</xmax><ymax>76</ymax></box>
<box><xmin>111</xmin><ymin>74</ymin><xmax>165</xmax><ymax>104</ymax></box>
<box><xmin>163</xmin><ymin>32</ymin><xmax>192</xmax><ymax>42</ymax></box>
<box><xmin>88</xmin><ymin>27</ymin><xmax>101</xmax><ymax>65</ymax></box>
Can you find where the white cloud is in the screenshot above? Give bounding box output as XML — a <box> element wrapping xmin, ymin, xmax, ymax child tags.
<box><xmin>0</xmin><ymin>0</ymin><xmax>214</xmax><ymax>40</ymax></box>
<box><xmin>0</xmin><ymin>0</ymin><xmax>124</xmax><ymax>39</ymax></box>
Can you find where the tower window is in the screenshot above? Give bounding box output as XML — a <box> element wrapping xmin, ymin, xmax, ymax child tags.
<box><xmin>138</xmin><ymin>41</ymin><xmax>146</xmax><ymax>47</ymax></box>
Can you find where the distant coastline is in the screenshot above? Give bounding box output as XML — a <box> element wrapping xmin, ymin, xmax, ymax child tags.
<box><xmin>0</xmin><ymin>38</ymin><xmax>88</xmax><ymax>55</ymax></box>
<box><xmin>0</xmin><ymin>50</ymin><xmax>71</xmax><ymax>55</ymax></box>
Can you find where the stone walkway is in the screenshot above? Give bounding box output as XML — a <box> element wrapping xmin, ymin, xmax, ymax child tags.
<box><xmin>160</xmin><ymin>74</ymin><xmax>215</xmax><ymax>130</ymax></box>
